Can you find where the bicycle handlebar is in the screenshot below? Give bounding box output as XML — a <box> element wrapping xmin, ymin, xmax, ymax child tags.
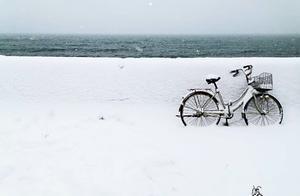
<box><xmin>230</xmin><ymin>69</ymin><xmax>240</xmax><ymax>77</ymax></box>
<box><xmin>230</xmin><ymin>65</ymin><xmax>253</xmax><ymax>78</ymax></box>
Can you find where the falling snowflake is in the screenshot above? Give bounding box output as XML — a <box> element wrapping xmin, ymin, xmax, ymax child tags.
<box><xmin>148</xmin><ymin>2</ymin><xmax>153</xmax><ymax>6</ymax></box>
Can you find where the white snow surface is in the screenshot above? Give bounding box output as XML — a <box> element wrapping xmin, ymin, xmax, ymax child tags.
<box><xmin>0</xmin><ymin>56</ymin><xmax>299</xmax><ymax>196</ymax></box>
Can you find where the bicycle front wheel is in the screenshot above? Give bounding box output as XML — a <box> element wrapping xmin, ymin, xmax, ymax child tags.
<box><xmin>180</xmin><ymin>91</ymin><xmax>220</xmax><ymax>126</ymax></box>
<box><xmin>244</xmin><ymin>94</ymin><xmax>283</xmax><ymax>126</ymax></box>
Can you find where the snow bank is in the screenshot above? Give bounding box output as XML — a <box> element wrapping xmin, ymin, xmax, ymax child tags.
<box><xmin>0</xmin><ymin>56</ymin><xmax>299</xmax><ymax>196</ymax></box>
<box><xmin>0</xmin><ymin>56</ymin><xmax>299</xmax><ymax>105</ymax></box>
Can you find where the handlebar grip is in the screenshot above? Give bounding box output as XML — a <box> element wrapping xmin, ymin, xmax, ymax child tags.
<box><xmin>243</xmin><ymin>65</ymin><xmax>252</xmax><ymax>70</ymax></box>
<box><xmin>230</xmin><ymin>69</ymin><xmax>239</xmax><ymax>77</ymax></box>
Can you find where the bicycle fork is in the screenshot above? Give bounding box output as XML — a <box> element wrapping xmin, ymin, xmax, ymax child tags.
<box><xmin>253</xmin><ymin>94</ymin><xmax>269</xmax><ymax>115</ymax></box>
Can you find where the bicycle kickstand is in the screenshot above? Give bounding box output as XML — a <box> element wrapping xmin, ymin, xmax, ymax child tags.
<box><xmin>224</xmin><ymin>118</ymin><xmax>229</xmax><ymax>126</ymax></box>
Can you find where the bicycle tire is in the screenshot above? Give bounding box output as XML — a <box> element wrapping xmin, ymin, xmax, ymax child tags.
<box><xmin>244</xmin><ymin>93</ymin><xmax>283</xmax><ymax>126</ymax></box>
<box><xmin>179</xmin><ymin>91</ymin><xmax>221</xmax><ymax>126</ymax></box>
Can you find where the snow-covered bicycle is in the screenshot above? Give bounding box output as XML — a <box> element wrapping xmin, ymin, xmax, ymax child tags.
<box><xmin>178</xmin><ymin>65</ymin><xmax>283</xmax><ymax>126</ymax></box>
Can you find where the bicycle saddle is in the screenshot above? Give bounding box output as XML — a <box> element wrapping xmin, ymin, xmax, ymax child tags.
<box><xmin>206</xmin><ymin>74</ymin><xmax>221</xmax><ymax>84</ymax></box>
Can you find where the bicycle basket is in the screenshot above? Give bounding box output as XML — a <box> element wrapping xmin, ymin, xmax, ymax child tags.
<box><xmin>251</xmin><ymin>72</ymin><xmax>273</xmax><ymax>90</ymax></box>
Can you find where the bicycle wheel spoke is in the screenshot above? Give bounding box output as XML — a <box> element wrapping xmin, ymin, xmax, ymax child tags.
<box><xmin>206</xmin><ymin>116</ymin><xmax>215</xmax><ymax>125</ymax></box>
<box><xmin>186</xmin><ymin>116</ymin><xmax>195</xmax><ymax>125</ymax></box>
<box><xmin>246</xmin><ymin>112</ymin><xmax>260</xmax><ymax>115</ymax></box>
<box><xmin>262</xmin><ymin>116</ymin><xmax>266</xmax><ymax>126</ymax></box>
<box><xmin>265</xmin><ymin>115</ymin><xmax>274</xmax><ymax>123</ymax></box>
<box><xmin>193</xmin><ymin>95</ymin><xmax>199</xmax><ymax>108</ymax></box>
<box><xmin>196</xmin><ymin>95</ymin><xmax>202</xmax><ymax>108</ymax></box>
<box><xmin>247</xmin><ymin>113</ymin><xmax>260</xmax><ymax>121</ymax></box>
<box><xmin>184</xmin><ymin>105</ymin><xmax>199</xmax><ymax>112</ymax></box>
<box><xmin>186</xmin><ymin>100</ymin><xmax>197</xmax><ymax>109</ymax></box>
<box><xmin>198</xmin><ymin>94</ymin><xmax>206</xmax><ymax>107</ymax></box>
<box><xmin>266</xmin><ymin>111</ymin><xmax>280</xmax><ymax>121</ymax></box>
<box><xmin>253</xmin><ymin>115</ymin><xmax>262</xmax><ymax>124</ymax></box>
<box><xmin>257</xmin><ymin>116</ymin><xmax>262</xmax><ymax>126</ymax></box>
<box><xmin>202</xmin><ymin>116</ymin><xmax>207</xmax><ymax>126</ymax></box>
<box><xmin>265</xmin><ymin>114</ymin><xmax>277</xmax><ymax>124</ymax></box>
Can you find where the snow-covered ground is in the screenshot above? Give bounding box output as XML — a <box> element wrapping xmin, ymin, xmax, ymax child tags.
<box><xmin>0</xmin><ymin>56</ymin><xmax>299</xmax><ymax>196</ymax></box>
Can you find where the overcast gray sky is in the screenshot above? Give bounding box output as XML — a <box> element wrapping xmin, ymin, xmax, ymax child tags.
<box><xmin>0</xmin><ymin>0</ymin><xmax>299</xmax><ymax>34</ymax></box>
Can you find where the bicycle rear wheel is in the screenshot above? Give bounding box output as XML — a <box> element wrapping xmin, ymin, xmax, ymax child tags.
<box><xmin>180</xmin><ymin>91</ymin><xmax>220</xmax><ymax>126</ymax></box>
<box><xmin>244</xmin><ymin>93</ymin><xmax>283</xmax><ymax>126</ymax></box>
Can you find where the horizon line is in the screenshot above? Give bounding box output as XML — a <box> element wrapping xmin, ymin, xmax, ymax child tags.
<box><xmin>1</xmin><ymin>32</ymin><xmax>300</xmax><ymax>36</ymax></box>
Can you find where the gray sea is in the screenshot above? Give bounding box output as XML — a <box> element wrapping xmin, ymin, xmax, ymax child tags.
<box><xmin>0</xmin><ymin>34</ymin><xmax>299</xmax><ymax>57</ymax></box>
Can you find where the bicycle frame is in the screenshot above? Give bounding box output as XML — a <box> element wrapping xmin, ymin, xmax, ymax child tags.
<box><xmin>204</xmin><ymin>84</ymin><xmax>259</xmax><ymax>118</ymax></box>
